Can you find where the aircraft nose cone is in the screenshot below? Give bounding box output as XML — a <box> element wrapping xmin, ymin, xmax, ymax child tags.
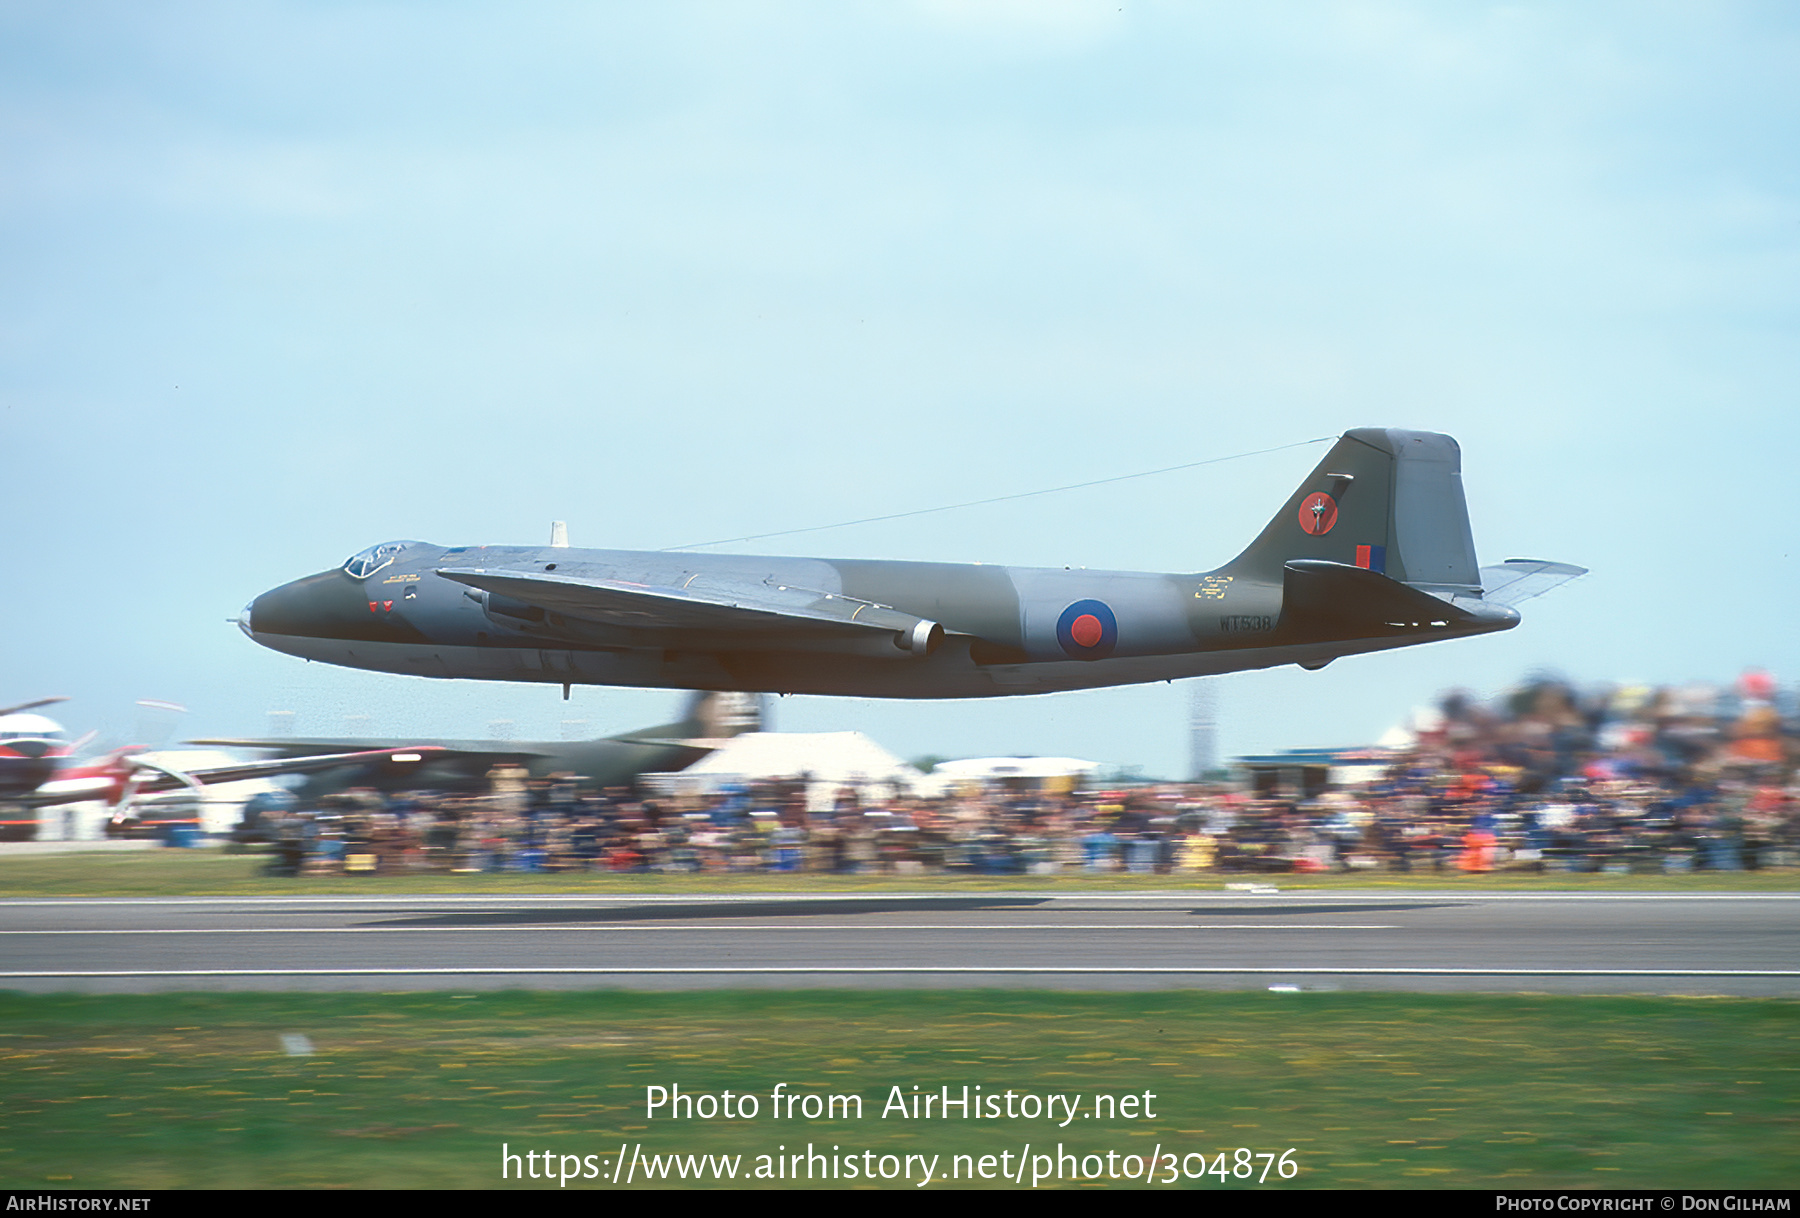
<box><xmin>244</xmin><ymin>569</ymin><xmax>430</xmax><ymax>646</ymax></box>
<box><xmin>247</xmin><ymin>570</ymin><xmax>370</xmax><ymax>640</ymax></box>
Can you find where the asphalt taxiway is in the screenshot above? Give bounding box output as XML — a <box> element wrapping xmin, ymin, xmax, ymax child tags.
<box><xmin>1</xmin><ymin>891</ymin><xmax>1794</xmax><ymax>995</ymax></box>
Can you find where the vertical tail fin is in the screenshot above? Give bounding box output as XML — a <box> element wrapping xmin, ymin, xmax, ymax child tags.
<box><xmin>618</xmin><ymin>692</ymin><xmax>766</xmax><ymax>745</ymax></box>
<box><xmin>674</xmin><ymin>691</ymin><xmax>765</xmax><ymax>740</ymax></box>
<box><xmin>1223</xmin><ymin>428</ymin><xmax>1481</xmax><ymax>596</ymax></box>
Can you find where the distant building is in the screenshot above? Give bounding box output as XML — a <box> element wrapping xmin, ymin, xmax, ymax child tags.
<box><xmin>1234</xmin><ymin>747</ymin><xmax>1391</xmax><ymax>799</ymax></box>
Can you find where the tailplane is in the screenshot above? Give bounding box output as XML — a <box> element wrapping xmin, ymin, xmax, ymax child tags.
<box><xmin>1478</xmin><ymin>558</ymin><xmax>1586</xmax><ymax>607</ymax></box>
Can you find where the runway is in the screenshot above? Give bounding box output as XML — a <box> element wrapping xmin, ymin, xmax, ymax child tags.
<box><xmin>1</xmin><ymin>891</ymin><xmax>1795</xmax><ymax>995</ymax></box>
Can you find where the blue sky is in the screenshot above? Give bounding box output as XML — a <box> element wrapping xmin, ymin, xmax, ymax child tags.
<box><xmin>4</xmin><ymin>2</ymin><xmax>1796</xmax><ymax>775</ymax></box>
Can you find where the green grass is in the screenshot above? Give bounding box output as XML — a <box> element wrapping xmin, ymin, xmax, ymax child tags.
<box><xmin>1</xmin><ymin>848</ymin><xmax>1796</xmax><ymax>896</ymax></box>
<box><xmin>1</xmin><ymin>990</ymin><xmax>1794</xmax><ymax>1189</ymax></box>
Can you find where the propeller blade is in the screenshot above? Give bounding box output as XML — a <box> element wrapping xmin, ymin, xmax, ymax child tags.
<box><xmin>0</xmin><ymin>696</ymin><xmax>69</xmax><ymax>718</ymax></box>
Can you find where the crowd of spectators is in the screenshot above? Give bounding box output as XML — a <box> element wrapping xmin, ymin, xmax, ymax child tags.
<box><xmin>245</xmin><ymin>672</ymin><xmax>1799</xmax><ymax>878</ymax></box>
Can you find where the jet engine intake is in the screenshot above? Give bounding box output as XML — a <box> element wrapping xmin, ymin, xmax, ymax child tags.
<box><xmin>897</xmin><ymin>618</ymin><xmax>944</xmax><ymax>657</ymax></box>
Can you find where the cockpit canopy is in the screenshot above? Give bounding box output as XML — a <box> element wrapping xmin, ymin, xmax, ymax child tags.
<box><xmin>342</xmin><ymin>541</ymin><xmax>427</xmax><ymax>581</ymax></box>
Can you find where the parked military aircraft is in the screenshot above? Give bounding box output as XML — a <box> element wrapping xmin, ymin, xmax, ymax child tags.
<box><xmin>188</xmin><ymin>690</ymin><xmax>763</xmax><ymax>799</ymax></box>
<box><xmin>0</xmin><ymin>698</ymin><xmax>77</xmax><ymax>805</ymax></box>
<box><xmin>239</xmin><ymin>429</ymin><xmax>1583</xmax><ymax>699</ymax></box>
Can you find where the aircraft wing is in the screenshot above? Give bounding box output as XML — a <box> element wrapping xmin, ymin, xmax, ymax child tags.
<box><xmin>24</xmin><ymin>746</ymin><xmax>451</xmax><ymax>809</ymax></box>
<box><xmin>127</xmin><ymin>746</ymin><xmax>453</xmax><ymax>791</ymax></box>
<box><xmin>437</xmin><ymin>565</ymin><xmax>944</xmax><ymax>653</ymax></box>
<box><xmin>187</xmin><ymin>737</ymin><xmax>553</xmax><ymax>762</ymax></box>
<box><xmin>1478</xmin><ymin>559</ymin><xmax>1587</xmax><ymax>607</ymax></box>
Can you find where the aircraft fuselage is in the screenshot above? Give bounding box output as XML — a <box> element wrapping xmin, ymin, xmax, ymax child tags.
<box><xmin>241</xmin><ymin>430</ymin><xmax>1565</xmax><ymax>699</ymax></box>
<box><xmin>242</xmin><ymin>543</ymin><xmax>1514</xmax><ymax>699</ymax></box>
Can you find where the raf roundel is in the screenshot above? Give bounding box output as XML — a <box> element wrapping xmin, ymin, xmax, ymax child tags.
<box><xmin>1298</xmin><ymin>491</ymin><xmax>1337</xmax><ymax>536</ymax></box>
<box><xmin>1056</xmin><ymin>599</ymin><xmax>1118</xmax><ymax>660</ymax></box>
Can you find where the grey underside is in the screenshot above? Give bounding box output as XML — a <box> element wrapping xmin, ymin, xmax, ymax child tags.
<box><xmin>248</xmin><ymin>626</ymin><xmax>1472</xmax><ymax>699</ymax></box>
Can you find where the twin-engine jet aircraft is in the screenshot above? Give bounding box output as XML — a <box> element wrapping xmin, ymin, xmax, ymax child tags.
<box><xmin>240</xmin><ymin>429</ymin><xmax>1582</xmax><ymax>699</ymax></box>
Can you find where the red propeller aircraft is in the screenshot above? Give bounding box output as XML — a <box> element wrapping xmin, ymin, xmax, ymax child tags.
<box><xmin>0</xmin><ymin>697</ymin><xmax>442</xmax><ymax>840</ymax></box>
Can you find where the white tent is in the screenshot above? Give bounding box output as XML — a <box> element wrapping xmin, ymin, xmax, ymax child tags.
<box><xmin>662</xmin><ymin>731</ymin><xmax>924</xmax><ymax>811</ymax></box>
<box><xmin>913</xmin><ymin>755</ymin><xmax>1102</xmax><ymax>798</ymax></box>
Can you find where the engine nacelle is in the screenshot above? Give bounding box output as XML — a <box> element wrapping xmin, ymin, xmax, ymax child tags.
<box><xmin>895</xmin><ymin>618</ymin><xmax>944</xmax><ymax>657</ymax></box>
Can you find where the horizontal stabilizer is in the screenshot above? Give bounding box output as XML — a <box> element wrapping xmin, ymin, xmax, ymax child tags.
<box><xmin>1478</xmin><ymin>559</ymin><xmax>1587</xmax><ymax>607</ymax></box>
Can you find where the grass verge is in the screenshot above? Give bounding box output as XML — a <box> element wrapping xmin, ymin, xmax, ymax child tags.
<box><xmin>0</xmin><ymin>989</ymin><xmax>1794</xmax><ymax>1189</ymax></box>
<box><xmin>0</xmin><ymin>848</ymin><xmax>1796</xmax><ymax>896</ymax></box>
